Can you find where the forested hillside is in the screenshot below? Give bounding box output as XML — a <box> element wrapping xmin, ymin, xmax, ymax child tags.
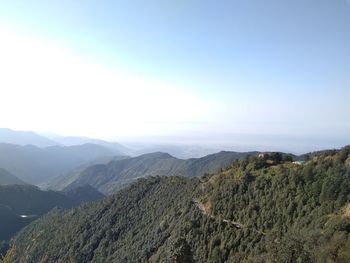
<box><xmin>53</xmin><ymin>151</ymin><xmax>257</xmax><ymax>194</ymax></box>
<box><xmin>0</xmin><ymin>184</ymin><xmax>104</xmax><ymax>257</ymax></box>
<box><xmin>0</xmin><ymin>184</ymin><xmax>76</xmax><ymax>256</ymax></box>
<box><xmin>5</xmin><ymin>146</ymin><xmax>350</xmax><ymax>262</ymax></box>
<box><xmin>63</xmin><ymin>185</ymin><xmax>105</xmax><ymax>204</ymax></box>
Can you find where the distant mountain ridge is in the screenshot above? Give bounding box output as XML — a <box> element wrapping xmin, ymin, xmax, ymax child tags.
<box><xmin>0</xmin><ymin>143</ymin><xmax>116</xmax><ymax>184</ymax></box>
<box><xmin>53</xmin><ymin>151</ymin><xmax>258</xmax><ymax>194</ymax></box>
<box><xmin>48</xmin><ymin>135</ymin><xmax>131</xmax><ymax>155</ymax></box>
<box><xmin>130</xmin><ymin>144</ymin><xmax>225</xmax><ymax>159</ymax></box>
<box><xmin>43</xmin><ymin>155</ymin><xmax>129</xmax><ymax>190</ymax></box>
<box><xmin>0</xmin><ymin>168</ymin><xmax>26</xmax><ymax>185</ymax></box>
<box><xmin>0</xmin><ymin>128</ymin><xmax>58</xmax><ymax>147</ymax></box>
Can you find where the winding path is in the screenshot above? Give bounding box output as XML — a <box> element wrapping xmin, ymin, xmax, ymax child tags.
<box><xmin>192</xmin><ymin>198</ymin><xmax>265</xmax><ymax>235</ymax></box>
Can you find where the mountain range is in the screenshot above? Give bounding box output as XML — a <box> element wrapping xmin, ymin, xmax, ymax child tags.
<box><xmin>0</xmin><ymin>143</ymin><xmax>116</xmax><ymax>184</ymax></box>
<box><xmin>51</xmin><ymin>151</ymin><xmax>258</xmax><ymax>194</ymax></box>
<box><xmin>0</xmin><ymin>128</ymin><xmax>57</xmax><ymax>147</ymax></box>
<box><xmin>0</xmin><ymin>127</ymin><xmax>239</xmax><ymax>159</ymax></box>
<box><xmin>0</xmin><ymin>168</ymin><xmax>25</xmax><ymax>185</ymax></box>
<box><xmin>5</xmin><ymin>146</ymin><xmax>350</xmax><ymax>262</ymax></box>
<box><xmin>47</xmin><ymin>135</ymin><xmax>131</xmax><ymax>155</ymax></box>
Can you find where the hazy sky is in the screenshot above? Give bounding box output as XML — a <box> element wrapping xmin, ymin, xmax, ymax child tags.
<box><xmin>0</xmin><ymin>1</ymin><xmax>349</xmax><ymax>150</ymax></box>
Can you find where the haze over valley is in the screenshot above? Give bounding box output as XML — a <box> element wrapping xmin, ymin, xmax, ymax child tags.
<box><xmin>1</xmin><ymin>1</ymin><xmax>350</xmax><ymax>262</ymax></box>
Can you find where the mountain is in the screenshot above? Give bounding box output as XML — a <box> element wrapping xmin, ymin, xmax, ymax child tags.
<box><xmin>0</xmin><ymin>168</ymin><xmax>25</xmax><ymax>185</ymax></box>
<box><xmin>130</xmin><ymin>143</ymin><xmax>225</xmax><ymax>158</ymax></box>
<box><xmin>0</xmin><ymin>128</ymin><xmax>57</xmax><ymax>147</ymax></box>
<box><xmin>0</xmin><ymin>184</ymin><xmax>76</xmax><ymax>242</ymax></box>
<box><xmin>44</xmin><ymin>155</ymin><xmax>130</xmax><ymax>190</ymax></box>
<box><xmin>52</xmin><ymin>151</ymin><xmax>257</xmax><ymax>194</ymax></box>
<box><xmin>0</xmin><ymin>143</ymin><xmax>116</xmax><ymax>184</ymax></box>
<box><xmin>63</xmin><ymin>184</ymin><xmax>105</xmax><ymax>204</ymax></box>
<box><xmin>0</xmin><ymin>183</ymin><xmax>105</xmax><ymax>256</ymax></box>
<box><xmin>50</xmin><ymin>135</ymin><xmax>130</xmax><ymax>155</ymax></box>
<box><xmin>6</xmin><ymin>146</ymin><xmax>350</xmax><ymax>262</ymax></box>
<box><xmin>182</xmin><ymin>150</ymin><xmax>260</xmax><ymax>177</ymax></box>
<box><xmin>0</xmin><ymin>184</ymin><xmax>76</xmax><ymax>216</ymax></box>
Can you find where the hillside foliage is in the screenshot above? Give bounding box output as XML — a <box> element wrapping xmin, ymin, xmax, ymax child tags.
<box><xmin>0</xmin><ymin>184</ymin><xmax>103</xmax><ymax>257</ymax></box>
<box><xmin>5</xmin><ymin>146</ymin><xmax>350</xmax><ymax>262</ymax></box>
<box><xmin>54</xmin><ymin>151</ymin><xmax>257</xmax><ymax>194</ymax></box>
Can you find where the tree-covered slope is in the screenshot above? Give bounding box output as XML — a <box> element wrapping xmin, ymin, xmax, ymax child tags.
<box><xmin>0</xmin><ymin>184</ymin><xmax>77</xmax><ymax>254</ymax></box>
<box><xmin>0</xmin><ymin>168</ymin><xmax>25</xmax><ymax>185</ymax></box>
<box><xmin>63</xmin><ymin>184</ymin><xmax>105</xmax><ymax>204</ymax></box>
<box><xmin>0</xmin><ymin>183</ymin><xmax>105</xmax><ymax>256</ymax></box>
<box><xmin>46</xmin><ymin>155</ymin><xmax>130</xmax><ymax>191</ymax></box>
<box><xmin>54</xmin><ymin>151</ymin><xmax>256</xmax><ymax>194</ymax></box>
<box><xmin>8</xmin><ymin>176</ymin><xmax>200</xmax><ymax>263</ymax></box>
<box><xmin>0</xmin><ymin>185</ymin><xmax>76</xmax><ymax>216</ymax></box>
<box><xmin>6</xmin><ymin>146</ymin><xmax>350</xmax><ymax>263</ymax></box>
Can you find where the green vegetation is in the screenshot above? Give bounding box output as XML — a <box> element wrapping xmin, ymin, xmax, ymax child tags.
<box><xmin>63</xmin><ymin>184</ymin><xmax>105</xmax><ymax>204</ymax></box>
<box><xmin>0</xmin><ymin>184</ymin><xmax>104</xmax><ymax>257</ymax></box>
<box><xmin>0</xmin><ymin>184</ymin><xmax>76</xmax><ymax>251</ymax></box>
<box><xmin>5</xmin><ymin>146</ymin><xmax>350</xmax><ymax>262</ymax></box>
<box><xmin>54</xmin><ymin>151</ymin><xmax>257</xmax><ymax>194</ymax></box>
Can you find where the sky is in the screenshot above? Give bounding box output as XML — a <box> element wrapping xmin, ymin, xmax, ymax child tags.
<box><xmin>0</xmin><ymin>0</ymin><xmax>349</xmax><ymax>152</ymax></box>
